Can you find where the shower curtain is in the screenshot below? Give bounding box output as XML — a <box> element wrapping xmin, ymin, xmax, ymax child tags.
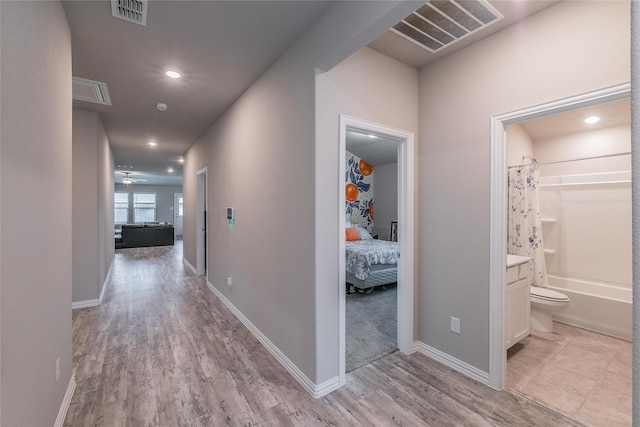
<box><xmin>507</xmin><ymin>166</ymin><xmax>548</xmax><ymax>287</ymax></box>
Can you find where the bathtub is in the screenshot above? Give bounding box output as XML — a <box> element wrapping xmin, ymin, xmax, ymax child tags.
<box><xmin>547</xmin><ymin>275</ymin><xmax>632</xmax><ymax>341</ymax></box>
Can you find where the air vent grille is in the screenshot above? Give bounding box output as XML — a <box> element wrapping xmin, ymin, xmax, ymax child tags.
<box><xmin>391</xmin><ymin>0</ymin><xmax>503</xmax><ymax>53</ymax></box>
<box><xmin>111</xmin><ymin>0</ymin><xmax>148</xmax><ymax>26</ymax></box>
<box><xmin>72</xmin><ymin>77</ymin><xmax>112</xmax><ymax>106</ymax></box>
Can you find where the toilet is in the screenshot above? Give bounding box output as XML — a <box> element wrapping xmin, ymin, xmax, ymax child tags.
<box><xmin>530</xmin><ymin>286</ymin><xmax>570</xmax><ymax>332</ymax></box>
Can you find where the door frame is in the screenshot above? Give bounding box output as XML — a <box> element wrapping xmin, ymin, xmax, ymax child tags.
<box><xmin>174</xmin><ymin>192</ymin><xmax>184</xmax><ymax>237</ymax></box>
<box><xmin>338</xmin><ymin>114</ymin><xmax>415</xmax><ymax>385</ymax></box>
<box><xmin>196</xmin><ymin>167</ymin><xmax>208</xmax><ymax>277</ymax></box>
<box><xmin>488</xmin><ymin>82</ymin><xmax>631</xmax><ymax>389</ymax></box>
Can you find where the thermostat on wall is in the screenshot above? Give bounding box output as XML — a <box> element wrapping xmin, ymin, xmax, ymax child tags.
<box><xmin>227</xmin><ymin>207</ymin><xmax>235</xmax><ymax>224</ymax></box>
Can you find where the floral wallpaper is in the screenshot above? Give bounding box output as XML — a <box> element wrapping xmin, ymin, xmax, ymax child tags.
<box><xmin>508</xmin><ymin>166</ymin><xmax>547</xmax><ymax>287</ymax></box>
<box><xmin>346</xmin><ymin>151</ymin><xmax>374</xmax><ymax>231</ymax></box>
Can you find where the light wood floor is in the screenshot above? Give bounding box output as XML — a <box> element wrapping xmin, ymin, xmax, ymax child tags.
<box><xmin>65</xmin><ymin>243</ymin><xmax>585</xmax><ymax>426</ymax></box>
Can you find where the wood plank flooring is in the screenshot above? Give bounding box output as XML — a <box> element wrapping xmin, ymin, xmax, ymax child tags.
<box><xmin>65</xmin><ymin>243</ymin><xmax>585</xmax><ymax>426</ymax></box>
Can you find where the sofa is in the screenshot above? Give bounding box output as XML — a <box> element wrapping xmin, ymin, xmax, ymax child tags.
<box><xmin>118</xmin><ymin>223</ymin><xmax>174</xmax><ymax>248</ymax></box>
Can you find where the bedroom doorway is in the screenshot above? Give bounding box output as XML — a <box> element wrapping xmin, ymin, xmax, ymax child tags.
<box><xmin>338</xmin><ymin>115</ymin><xmax>414</xmax><ymax>385</ymax></box>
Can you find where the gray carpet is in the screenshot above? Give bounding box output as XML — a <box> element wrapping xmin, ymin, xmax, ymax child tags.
<box><xmin>346</xmin><ymin>284</ymin><xmax>397</xmax><ymax>372</ymax></box>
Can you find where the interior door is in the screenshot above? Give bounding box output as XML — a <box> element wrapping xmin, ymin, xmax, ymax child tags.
<box><xmin>174</xmin><ymin>193</ymin><xmax>184</xmax><ymax>237</ymax></box>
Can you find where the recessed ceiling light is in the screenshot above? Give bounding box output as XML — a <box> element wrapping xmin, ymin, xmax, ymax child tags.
<box><xmin>148</xmin><ymin>141</ymin><xmax>157</xmax><ymax>146</ymax></box>
<box><xmin>157</xmin><ymin>102</ymin><xmax>168</xmax><ymax>111</ymax></box>
<box><xmin>178</xmin><ymin>158</ymin><xmax>184</xmax><ymax>163</ymax></box>
<box><xmin>165</xmin><ymin>70</ymin><xmax>181</xmax><ymax>79</ymax></box>
<box><xmin>168</xmin><ymin>168</ymin><xmax>174</xmax><ymax>173</ymax></box>
<box><xmin>585</xmin><ymin>116</ymin><xmax>600</xmax><ymax>124</ymax></box>
<box><xmin>367</xmin><ymin>134</ymin><xmax>378</xmax><ymax>139</ymax></box>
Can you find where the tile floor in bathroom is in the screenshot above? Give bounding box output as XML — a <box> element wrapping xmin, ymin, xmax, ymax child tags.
<box><xmin>507</xmin><ymin>322</ymin><xmax>632</xmax><ymax>427</ymax></box>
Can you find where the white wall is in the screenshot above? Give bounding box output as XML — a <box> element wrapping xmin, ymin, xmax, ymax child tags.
<box><xmin>506</xmin><ymin>123</ymin><xmax>533</xmax><ymax>167</ymax></box>
<box><xmin>535</xmin><ymin>125</ymin><xmax>631</xmax><ymax>175</ymax></box>
<box><xmin>533</xmin><ymin>125</ymin><xmax>632</xmax><ymax>287</ymax></box>
<box><xmin>73</xmin><ymin>109</ymin><xmax>115</xmax><ymax>304</ymax></box>
<box><xmin>316</xmin><ymin>46</ymin><xmax>418</xmax><ymax>381</ymax></box>
<box><xmin>114</xmin><ymin>184</ymin><xmax>182</xmax><ymax>225</ymax></box>
<box><xmin>418</xmin><ymin>1</ymin><xmax>630</xmax><ymax>372</ymax></box>
<box><xmin>182</xmin><ymin>2</ymin><xmax>421</xmax><ymax>389</ymax></box>
<box><xmin>98</xmin><ymin>115</ymin><xmax>115</xmax><ymax>298</ymax></box>
<box><xmin>372</xmin><ymin>162</ymin><xmax>398</xmax><ymax>240</ymax></box>
<box><xmin>73</xmin><ymin>110</ymin><xmax>100</xmax><ymax>303</ymax></box>
<box><xmin>629</xmin><ymin>4</ymin><xmax>639</xmax><ymax>423</ymax></box>
<box><xmin>0</xmin><ymin>1</ymin><xmax>73</xmax><ymax>424</ymax></box>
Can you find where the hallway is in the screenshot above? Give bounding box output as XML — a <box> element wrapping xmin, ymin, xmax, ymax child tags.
<box><xmin>65</xmin><ymin>243</ymin><xmax>583</xmax><ymax>426</ymax></box>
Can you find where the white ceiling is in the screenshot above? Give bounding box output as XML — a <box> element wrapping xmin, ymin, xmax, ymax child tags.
<box><xmin>63</xmin><ymin>1</ymin><xmax>561</xmax><ymax>185</ymax></box>
<box><xmin>63</xmin><ymin>0</ymin><xmax>333</xmax><ymax>185</ymax></box>
<box><xmin>369</xmin><ymin>0</ymin><xmax>558</xmax><ymax>69</ymax></box>
<box><xmin>346</xmin><ymin>130</ymin><xmax>402</xmax><ymax>166</ymax></box>
<box><xmin>519</xmin><ymin>98</ymin><xmax>631</xmax><ymax>141</ymax></box>
<box><xmin>350</xmin><ymin>98</ymin><xmax>632</xmax><ymax>167</ymax></box>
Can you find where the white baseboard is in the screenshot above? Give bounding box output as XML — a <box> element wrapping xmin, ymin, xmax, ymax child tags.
<box><xmin>54</xmin><ymin>375</ymin><xmax>76</xmax><ymax>427</ymax></box>
<box><xmin>183</xmin><ymin>258</ymin><xmax>197</xmax><ymax>274</ymax></box>
<box><xmin>205</xmin><ymin>280</ymin><xmax>339</xmax><ymax>398</ymax></box>
<box><xmin>72</xmin><ymin>299</ymin><xmax>100</xmax><ymax>310</ymax></box>
<box><xmin>412</xmin><ymin>341</ymin><xmax>490</xmax><ymax>385</ymax></box>
<box><xmin>72</xmin><ymin>257</ymin><xmax>113</xmax><ymax>310</ymax></box>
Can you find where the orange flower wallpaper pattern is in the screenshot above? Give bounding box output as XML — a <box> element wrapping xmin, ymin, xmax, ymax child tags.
<box><xmin>345</xmin><ymin>151</ymin><xmax>374</xmax><ymax>231</ymax></box>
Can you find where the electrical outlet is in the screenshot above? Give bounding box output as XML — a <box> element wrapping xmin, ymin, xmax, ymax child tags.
<box><xmin>55</xmin><ymin>357</ymin><xmax>60</xmax><ymax>383</ymax></box>
<box><xmin>227</xmin><ymin>276</ymin><xmax>232</xmax><ymax>287</ymax></box>
<box><xmin>450</xmin><ymin>316</ymin><xmax>461</xmax><ymax>334</ymax></box>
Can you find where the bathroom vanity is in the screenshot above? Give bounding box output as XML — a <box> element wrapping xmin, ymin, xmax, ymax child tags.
<box><xmin>506</xmin><ymin>255</ymin><xmax>532</xmax><ymax>349</ymax></box>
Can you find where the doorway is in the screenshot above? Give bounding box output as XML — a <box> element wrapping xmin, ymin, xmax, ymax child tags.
<box><xmin>196</xmin><ymin>167</ymin><xmax>207</xmax><ymax>277</ymax></box>
<box><xmin>338</xmin><ymin>115</ymin><xmax>414</xmax><ymax>385</ymax></box>
<box><xmin>174</xmin><ymin>193</ymin><xmax>184</xmax><ymax>237</ymax></box>
<box><xmin>488</xmin><ymin>83</ymin><xmax>632</xmax><ymax>390</ymax></box>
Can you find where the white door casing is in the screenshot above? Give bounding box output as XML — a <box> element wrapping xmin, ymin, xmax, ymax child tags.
<box><xmin>488</xmin><ymin>83</ymin><xmax>631</xmax><ymax>389</ymax></box>
<box><xmin>338</xmin><ymin>114</ymin><xmax>415</xmax><ymax>386</ymax></box>
<box><xmin>196</xmin><ymin>168</ymin><xmax>207</xmax><ymax>277</ymax></box>
<box><xmin>174</xmin><ymin>193</ymin><xmax>184</xmax><ymax>237</ymax></box>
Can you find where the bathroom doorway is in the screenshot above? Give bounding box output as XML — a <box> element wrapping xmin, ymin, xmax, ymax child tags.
<box><xmin>490</xmin><ymin>84</ymin><xmax>633</xmax><ymax>425</ymax></box>
<box><xmin>338</xmin><ymin>115</ymin><xmax>414</xmax><ymax>386</ymax></box>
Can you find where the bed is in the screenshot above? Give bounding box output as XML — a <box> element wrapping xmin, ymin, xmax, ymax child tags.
<box><xmin>345</xmin><ymin>239</ymin><xmax>399</xmax><ymax>290</ymax></box>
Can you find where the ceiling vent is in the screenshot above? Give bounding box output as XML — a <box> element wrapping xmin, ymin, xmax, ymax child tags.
<box><xmin>391</xmin><ymin>0</ymin><xmax>503</xmax><ymax>53</ymax></box>
<box><xmin>111</xmin><ymin>0</ymin><xmax>148</xmax><ymax>26</ymax></box>
<box><xmin>72</xmin><ymin>77</ymin><xmax>112</xmax><ymax>106</ymax></box>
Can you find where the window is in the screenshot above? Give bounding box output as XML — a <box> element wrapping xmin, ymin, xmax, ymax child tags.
<box><xmin>114</xmin><ymin>192</ymin><xmax>129</xmax><ymax>224</ymax></box>
<box><xmin>177</xmin><ymin>196</ymin><xmax>184</xmax><ymax>216</ymax></box>
<box><xmin>134</xmin><ymin>192</ymin><xmax>156</xmax><ymax>223</ymax></box>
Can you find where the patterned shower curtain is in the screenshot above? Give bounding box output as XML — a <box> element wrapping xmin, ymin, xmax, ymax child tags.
<box><xmin>507</xmin><ymin>166</ymin><xmax>548</xmax><ymax>287</ymax></box>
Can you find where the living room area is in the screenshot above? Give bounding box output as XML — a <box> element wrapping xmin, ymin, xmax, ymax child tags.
<box><xmin>114</xmin><ymin>183</ymin><xmax>183</xmax><ymax>249</ymax></box>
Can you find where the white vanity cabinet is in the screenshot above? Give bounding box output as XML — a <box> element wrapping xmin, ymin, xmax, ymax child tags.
<box><xmin>506</xmin><ymin>255</ymin><xmax>532</xmax><ymax>349</ymax></box>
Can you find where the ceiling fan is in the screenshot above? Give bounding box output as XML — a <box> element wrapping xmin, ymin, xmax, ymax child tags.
<box><xmin>120</xmin><ymin>172</ymin><xmax>147</xmax><ymax>184</ymax></box>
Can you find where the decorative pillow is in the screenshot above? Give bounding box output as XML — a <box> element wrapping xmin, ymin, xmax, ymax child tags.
<box><xmin>355</xmin><ymin>224</ymin><xmax>373</xmax><ymax>240</ymax></box>
<box><xmin>345</xmin><ymin>227</ymin><xmax>361</xmax><ymax>241</ymax></box>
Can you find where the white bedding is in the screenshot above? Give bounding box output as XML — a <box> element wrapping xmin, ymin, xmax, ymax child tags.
<box><xmin>345</xmin><ymin>240</ymin><xmax>399</xmax><ymax>280</ymax></box>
